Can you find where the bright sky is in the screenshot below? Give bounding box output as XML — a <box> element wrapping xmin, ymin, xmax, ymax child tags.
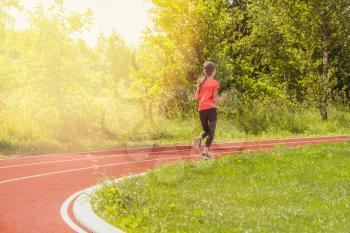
<box><xmin>11</xmin><ymin>0</ymin><xmax>154</xmax><ymax>47</ymax></box>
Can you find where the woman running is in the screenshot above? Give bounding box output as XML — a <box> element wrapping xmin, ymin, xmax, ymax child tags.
<box><xmin>193</xmin><ymin>61</ymin><xmax>226</xmax><ymax>160</ymax></box>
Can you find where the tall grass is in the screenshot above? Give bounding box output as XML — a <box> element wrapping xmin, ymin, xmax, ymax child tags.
<box><xmin>0</xmin><ymin>94</ymin><xmax>350</xmax><ymax>156</ymax></box>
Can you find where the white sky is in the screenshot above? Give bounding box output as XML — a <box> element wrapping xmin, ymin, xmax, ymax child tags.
<box><xmin>11</xmin><ymin>0</ymin><xmax>154</xmax><ymax>47</ymax></box>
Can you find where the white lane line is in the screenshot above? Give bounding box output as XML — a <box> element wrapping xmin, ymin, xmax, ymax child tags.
<box><xmin>1</xmin><ymin>136</ymin><xmax>347</xmax><ymax>161</ymax></box>
<box><xmin>60</xmin><ymin>190</ymin><xmax>87</xmax><ymax>233</ymax></box>
<box><xmin>0</xmin><ymin>143</ymin><xmax>271</xmax><ymax>169</ymax></box>
<box><xmin>0</xmin><ymin>138</ymin><xmax>348</xmax><ymax>170</ymax></box>
<box><xmin>0</xmin><ymin>138</ymin><xmax>348</xmax><ymax>184</ymax></box>
<box><xmin>0</xmin><ymin>145</ymin><xmax>192</xmax><ymax>161</ymax></box>
<box><xmin>0</xmin><ymin>155</ymin><xmax>198</xmax><ymax>185</ymax></box>
<box><xmin>0</xmin><ymin>143</ymin><xmax>251</xmax><ymax>169</ymax></box>
<box><xmin>0</xmin><ymin>148</ymin><xmax>189</xmax><ymax>169</ymax></box>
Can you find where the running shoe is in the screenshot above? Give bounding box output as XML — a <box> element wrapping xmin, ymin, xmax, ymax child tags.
<box><xmin>201</xmin><ymin>152</ymin><xmax>213</xmax><ymax>160</ymax></box>
<box><xmin>193</xmin><ymin>137</ymin><xmax>201</xmax><ymax>154</ymax></box>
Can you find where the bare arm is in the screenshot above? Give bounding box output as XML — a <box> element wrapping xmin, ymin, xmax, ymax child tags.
<box><xmin>215</xmin><ymin>90</ymin><xmax>227</xmax><ymax>105</ymax></box>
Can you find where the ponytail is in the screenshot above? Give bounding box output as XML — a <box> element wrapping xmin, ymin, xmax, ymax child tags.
<box><xmin>197</xmin><ymin>61</ymin><xmax>216</xmax><ymax>91</ymax></box>
<box><xmin>198</xmin><ymin>74</ymin><xmax>208</xmax><ymax>91</ymax></box>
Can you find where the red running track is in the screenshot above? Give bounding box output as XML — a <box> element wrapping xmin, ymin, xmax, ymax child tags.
<box><xmin>0</xmin><ymin>136</ymin><xmax>349</xmax><ymax>233</ymax></box>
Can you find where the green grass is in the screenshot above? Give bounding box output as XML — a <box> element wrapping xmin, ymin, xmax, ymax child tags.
<box><xmin>91</xmin><ymin>142</ymin><xmax>350</xmax><ymax>233</ymax></box>
<box><xmin>1</xmin><ymin>105</ymin><xmax>350</xmax><ymax>156</ymax></box>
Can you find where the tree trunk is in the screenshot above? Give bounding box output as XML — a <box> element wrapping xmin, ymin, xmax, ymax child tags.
<box><xmin>283</xmin><ymin>74</ymin><xmax>290</xmax><ymax>97</ymax></box>
<box><xmin>319</xmin><ymin>49</ymin><xmax>329</xmax><ymax>121</ymax></box>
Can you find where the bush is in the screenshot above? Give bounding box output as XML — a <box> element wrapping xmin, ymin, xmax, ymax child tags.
<box><xmin>330</xmin><ymin>105</ymin><xmax>350</xmax><ymax>128</ymax></box>
<box><xmin>221</xmin><ymin>93</ymin><xmax>310</xmax><ymax>135</ymax></box>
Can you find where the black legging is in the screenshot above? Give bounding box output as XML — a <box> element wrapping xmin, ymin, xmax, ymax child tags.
<box><xmin>199</xmin><ymin>108</ymin><xmax>217</xmax><ymax>148</ymax></box>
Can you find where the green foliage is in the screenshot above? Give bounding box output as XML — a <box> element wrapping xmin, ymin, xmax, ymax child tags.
<box><xmin>226</xmin><ymin>95</ymin><xmax>310</xmax><ymax>135</ymax></box>
<box><xmin>91</xmin><ymin>142</ymin><xmax>350</xmax><ymax>233</ymax></box>
<box><xmin>0</xmin><ymin>1</ymin><xmax>139</xmax><ymax>154</ymax></box>
<box><xmin>0</xmin><ymin>0</ymin><xmax>350</xmax><ymax>155</ymax></box>
<box><xmin>134</xmin><ymin>0</ymin><xmax>350</xmax><ymax>119</ymax></box>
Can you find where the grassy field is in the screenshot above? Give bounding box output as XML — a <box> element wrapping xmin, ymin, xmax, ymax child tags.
<box><xmin>2</xmin><ymin>107</ymin><xmax>350</xmax><ymax>157</ymax></box>
<box><xmin>91</xmin><ymin>142</ymin><xmax>350</xmax><ymax>233</ymax></box>
<box><xmin>1</xmin><ymin>104</ymin><xmax>350</xmax><ymax>157</ymax></box>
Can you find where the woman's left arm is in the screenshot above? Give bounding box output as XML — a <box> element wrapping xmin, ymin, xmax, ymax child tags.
<box><xmin>215</xmin><ymin>90</ymin><xmax>227</xmax><ymax>105</ymax></box>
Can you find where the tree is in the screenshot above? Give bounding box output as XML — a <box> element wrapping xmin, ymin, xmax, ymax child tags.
<box><xmin>131</xmin><ymin>0</ymin><xmax>209</xmax><ymax>116</ymax></box>
<box><xmin>0</xmin><ymin>0</ymin><xmax>18</xmax><ymax>30</ymax></box>
<box><xmin>270</xmin><ymin>0</ymin><xmax>350</xmax><ymax>120</ymax></box>
<box><xmin>0</xmin><ymin>0</ymin><xmax>19</xmax><ymax>107</ymax></box>
<box><xmin>96</xmin><ymin>31</ymin><xmax>132</xmax><ymax>83</ymax></box>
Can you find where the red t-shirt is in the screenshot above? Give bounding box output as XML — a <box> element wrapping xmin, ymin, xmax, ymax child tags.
<box><xmin>195</xmin><ymin>78</ymin><xmax>220</xmax><ymax>111</ymax></box>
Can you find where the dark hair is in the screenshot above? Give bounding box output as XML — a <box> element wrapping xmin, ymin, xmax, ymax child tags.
<box><xmin>198</xmin><ymin>61</ymin><xmax>216</xmax><ymax>89</ymax></box>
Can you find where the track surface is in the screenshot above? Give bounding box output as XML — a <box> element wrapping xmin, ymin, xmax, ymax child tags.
<box><xmin>0</xmin><ymin>136</ymin><xmax>349</xmax><ymax>233</ymax></box>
